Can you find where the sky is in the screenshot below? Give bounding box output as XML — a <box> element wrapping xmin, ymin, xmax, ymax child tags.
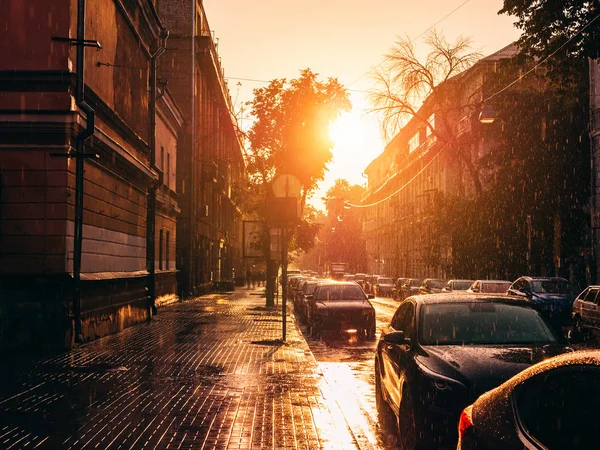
<box><xmin>203</xmin><ymin>0</ymin><xmax>522</xmax><ymax>210</ymax></box>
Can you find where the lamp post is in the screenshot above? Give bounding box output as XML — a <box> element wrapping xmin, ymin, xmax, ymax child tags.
<box><xmin>270</xmin><ymin>174</ymin><xmax>301</xmax><ymax>341</ymax></box>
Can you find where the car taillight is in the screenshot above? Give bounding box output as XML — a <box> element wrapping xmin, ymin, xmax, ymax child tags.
<box><xmin>458</xmin><ymin>405</ymin><xmax>474</xmax><ymax>438</ymax></box>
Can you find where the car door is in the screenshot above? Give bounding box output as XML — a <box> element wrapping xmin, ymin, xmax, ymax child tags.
<box><xmin>381</xmin><ymin>301</ymin><xmax>416</xmax><ymax>412</ymax></box>
<box><xmin>590</xmin><ymin>288</ymin><xmax>600</xmax><ymax>330</ymax></box>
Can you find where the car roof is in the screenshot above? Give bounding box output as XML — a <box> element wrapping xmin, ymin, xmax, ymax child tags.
<box><xmin>478</xmin><ymin>350</ymin><xmax>600</xmax><ymax>401</ymax></box>
<box><xmin>408</xmin><ymin>293</ymin><xmax>531</xmax><ymax>306</ymax></box>
<box><xmin>474</xmin><ymin>279</ymin><xmax>512</xmax><ymax>283</ymax></box>
<box><xmin>517</xmin><ymin>276</ymin><xmax>570</xmax><ymax>282</ymax></box>
<box><xmin>316</xmin><ymin>281</ymin><xmax>359</xmax><ymax>287</ymax></box>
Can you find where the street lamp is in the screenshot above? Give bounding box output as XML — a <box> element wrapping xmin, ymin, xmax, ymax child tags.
<box><xmin>478</xmin><ymin>104</ymin><xmax>496</xmax><ymax>124</ymax></box>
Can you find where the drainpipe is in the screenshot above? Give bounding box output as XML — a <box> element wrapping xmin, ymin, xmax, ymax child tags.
<box><xmin>147</xmin><ymin>28</ymin><xmax>169</xmax><ymax>316</ymax></box>
<box><xmin>72</xmin><ymin>0</ymin><xmax>95</xmax><ymax>343</ymax></box>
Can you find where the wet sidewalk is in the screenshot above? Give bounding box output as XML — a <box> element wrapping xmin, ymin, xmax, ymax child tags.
<box><xmin>0</xmin><ymin>289</ymin><xmax>361</xmax><ymax>449</ymax></box>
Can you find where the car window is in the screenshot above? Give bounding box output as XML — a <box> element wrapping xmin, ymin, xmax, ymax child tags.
<box><xmin>419</xmin><ymin>302</ymin><xmax>557</xmax><ymax>345</ymax></box>
<box><xmin>378</xmin><ymin>278</ymin><xmax>393</xmax><ymax>284</ymax></box>
<box><xmin>515</xmin><ymin>367</ymin><xmax>600</xmax><ymax>449</ymax></box>
<box><xmin>482</xmin><ymin>282</ymin><xmax>511</xmax><ymax>293</ymax></box>
<box><xmin>390</xmin><ymin>302</ymin><xmax>414</xmax><ymax>336</ymax></box>
<box><xmin>531</xmin><ymin>279</ymin><xmax>577</xmax><ymax>295</ymax></box>
<box><xmin>453</xmin><ymin>280</ymin><xmax>473</xmax><ymax>290</ymax></box>
<box><xmin>315</xmin><ymin>285</ymin><xmax>366</xmax><ymax>301</ymax></box>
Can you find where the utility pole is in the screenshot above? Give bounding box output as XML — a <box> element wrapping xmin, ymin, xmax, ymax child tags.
<box><xmin>51</xmin><ymin>0</ymin><xmax>100</xmax><ymax>343</ymax></box>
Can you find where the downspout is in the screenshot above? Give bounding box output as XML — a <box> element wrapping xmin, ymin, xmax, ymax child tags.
<box><xmin>147</xmin><ymin>28</ymin><xmax>169</xmax><ymax>316</ymax></box>
<box><xmin>73</xmin><ymin>0</ymin><xmax>95</xmax><ymax>343</ymax></box>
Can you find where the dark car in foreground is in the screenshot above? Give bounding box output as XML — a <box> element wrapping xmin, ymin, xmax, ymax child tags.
<box><xmin>507</xmin><ymin>276</ymin><xmax>578</xmax><ymax>327</ymax></box>
<box><xmin>374</xmin><ymin>294</ymin><xmax>571</xmax><ymax>449</ymax></box>
<box><xmin>457</xmin><ymin>350</ymin><xmax>600</xmax><ymax>450</ymax></box>
<box><xmin>307</xmin><ymin>281</ymin><xmax>376</xmax><ymax>339</ymax></box>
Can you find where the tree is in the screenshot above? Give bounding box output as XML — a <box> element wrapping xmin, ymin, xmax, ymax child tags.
<box><xmin>321</xmin><ymin>179</ymin><xmax>367</xmax><ymax>273</ymax></box>
<box><xmin>369</xmin><ymin>31</ymin><xmax>484</xmax><ymax>194</ymax></box>
<box><xmin>500</xmin><ymin>0</ymin><xmax>600</xmax><ymax>60</ymax></box>
<box><xmin>245</xmin><ymin>69</ymin><xmax>351</xmax><ymax>306</ymax></box>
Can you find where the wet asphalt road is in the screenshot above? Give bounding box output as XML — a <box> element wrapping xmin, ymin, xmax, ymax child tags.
<box><xmin>296</xmin><ymin>295</ymin><xmax>401</xmax><ymax>450</ymax></box>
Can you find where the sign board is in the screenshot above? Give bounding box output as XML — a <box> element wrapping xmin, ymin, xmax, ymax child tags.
<box><xmin>269</xmin><ymin>228</ymin><xmax>282</xmax><ymax>261</ymax></box>
<box><xmin>243</xmin><ymin>221</ymin><xmax>263</xmax><ymax>258</ymax></box>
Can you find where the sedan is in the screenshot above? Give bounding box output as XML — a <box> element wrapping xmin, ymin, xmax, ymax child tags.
<box><xmin>457</xmin><ymin>350</ymin><xmax>600</xmax><ymax>449</ymax></box>
<box><xmin>507</xmin><ymin>276</ymin><xmax>578</xmax><ymax>327</ymax></box>
<box><xmin>419</xmin><ymin>278</ymin><xmax>447</xmax><ymax>295</ymax></box>
<box><xmin>306</xmin><ymin>281</ymin><xmax>376</xmax><ymax>339</ymax></box>
<box><xmin>374</xmin><ymin>294</ymin><xmax>571</xmax><ymax>449</ymax></box>
<box><xmin>467</xmin><ymin>279</ymin><xmax>512</xmax><ymax>294</ymax></box>
<box><xmin>374</xmin><ymin>277</ymin><xmax>395</xmax><ymax>297</ymax></box>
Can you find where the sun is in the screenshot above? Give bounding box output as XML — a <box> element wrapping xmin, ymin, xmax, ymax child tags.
<box><xmin>328</xmin><ymin>111</ymin><xmax>368</xmax><ymax>149</ymax></box>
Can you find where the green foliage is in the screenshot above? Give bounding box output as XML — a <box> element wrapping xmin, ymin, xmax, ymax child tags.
<box><xmin>321</xmin><ymin>180</ymin><xmax>368</xmax><ymax>272</ymax></box>
<box><xmin>500</xmin><ymin>0</ymin><xmax>600</xmax><ymax>60</ymax></box>
<box><xmin>247</xmin><ymin>69</ymin><xmax>351</xmax><ymax>199</ymax></box>
<box><xmin>435</xmin><ymin>56</ymin><xmax>590</xmax><ymax>282</ymax></box>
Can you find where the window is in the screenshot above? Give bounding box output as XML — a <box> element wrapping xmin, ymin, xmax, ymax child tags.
<box><xmin>408</xmin><ymin>133</ymin><xmax>419</xmax><ymax>153</ymax></box>
<box><xmin>166</xmin><ymin>153</ymin><xmax>171</xmax><ymax>188</ymax></box>
<box><xmin>159</xmin><ymin>230</ymin><xmax>163</xmax><ymax>270</ymax></box>
<box><xmin>390</xmin><ymin>302</ymin><xmax>414</xmax><ymax>336</ymax></box>
<box><xmin>426</xmin><ymin>113</ymin><xmax>435</xmax><ymax>137</ymax></box>
<box><xmin>166</xmin><ymin>231</ymin><xmax>170</xmax><ymax>270</ymax></box>
<box><xmin>161</xmin><ymin>146</ymin><xmax>165</xmax><ymax>173</ymax></box>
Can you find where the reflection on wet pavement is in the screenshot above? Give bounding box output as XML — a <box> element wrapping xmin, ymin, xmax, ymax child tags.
<box><xmin>0</xmin><ymin>293</ymin><xmax>363</xmax><ymax>449</ymax></box>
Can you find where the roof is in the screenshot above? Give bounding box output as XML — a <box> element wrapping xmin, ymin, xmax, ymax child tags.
<box><xmin>408</xmin><ymin>293</ymin><xmax>530</xmax><ymax>306</ymax></box>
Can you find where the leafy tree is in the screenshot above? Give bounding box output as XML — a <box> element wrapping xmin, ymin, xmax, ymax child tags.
<box><xmin>500</xmin><ymin>0</ymin><xmax>600</xmax><ymax>60</ymax></box>
<box><xmin>435</xmin><ymin>56</ymin><xmax>590</xmax><ymax>285</ymax></box>
<box><xmin>369</xmin><ymin>31</ymin><xmax>484</xmax><ymax>195</ymax></box>
<box><xmin>245</xmin><ymin>69</ymin><xmax>351</xmax><ymax>305</ymax></box>
<box><xmin>321</xmin><ymin>180</ymin><xmax>368</xmax><ymax>273</ymax></box>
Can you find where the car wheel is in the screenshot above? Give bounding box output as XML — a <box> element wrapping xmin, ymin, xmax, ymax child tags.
<box><xmin>309</xmin><ymin>319</ymin><xmax>321</xmax><ymax>338</ymax></box>
<box><xmin>398</xmin><ymin>387</ymin><xmax>420</xmax><ymax>450</ymax></box>
<box><xmin>375</xmin><ymin>361</ymin><xmax>395</xmax><ymax>430</ymax></box>
<box><xmin>367</xmin><ymin>323</ymin><xmax>377</xmax><ymax>340</ymax></box>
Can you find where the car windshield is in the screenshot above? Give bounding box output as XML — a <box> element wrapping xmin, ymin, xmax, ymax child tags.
<box><xmin>531</xmin><ymin>279</ymin><xmax>577</xmax><ymax>295</ymax></box>
<box><xmin>378</xmin><ymin>278</ymin><xmax>393</xmax><ymax>284</ymax></box>
<box><xmin>410</xmin><ymin>279</ymin><xmax>424</xmax><ymax>286</ymax></box>
<box><xmin>482</xmin><ymin>282</ymin><xmax>511</xmax><ymax>293</ymax></box>
<box><xmin>420</xmin><ymin>302</ymin><xmax>557</xmax><ymax>345</ymax></box>
<box><xmin>426</xmin><ymin>279</ymin><xmax>446</xmax><ymax>289</ymax></box>
<box><xmin>316</xmin><ymin>285</ymin><xmax>367</xmax><ymax>301</ymax></box>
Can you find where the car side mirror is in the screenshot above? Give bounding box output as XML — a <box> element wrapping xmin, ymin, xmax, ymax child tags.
<box><xmin>383</xmin><ymin>330</ymin><xmax>407</xmax><ymax>345</ymax></box>
<box><xmin>367</xmin><ymin>294</ymin><xmax>375</xmax><ymax>299</ymax></box>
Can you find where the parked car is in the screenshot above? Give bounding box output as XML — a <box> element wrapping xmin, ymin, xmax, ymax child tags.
<box><xmin>441</xmin><ymin>279</ymin><xmax>473</xmax><ymax>293</ymax></box>
<box><xmin>374</xmin><ymin>294</ymin><xmax>571</xmax><ymax>449</ymax></box>
<box><xmin>374</xmin><ymin>276</ymin><xmax>395</xmax><ymax>297</ymax></box>
<box><xmin>507</xmin><ymin>276</ymin><xmax>578</xmax><ymax>327</ymax></box>
<box><xmin>457</xmin><ymin>350</ymin><xmax>599</xmax><ymax>450</ymax></box>
<box><xmin>306</xmin><ymin>281</ymin><xmax>376</xmax><ymax>339</ymax></box>
<box><xmin>570</xmin><ymin>285</ymin><xmax>600</xmax><ymax>341</ymax></box>
<box><xmin>398</xmin><ymin>278</ymin><xmax>424</xmax><ymax>300</ymax></box>
<box><xmin>418</xmin><ymin>278</ymin><xmax>447</xmax><ymax>295</ymax></box>
<box><xmin>391</xmin><ymin>278</ymin><xmax>408</xmax><ymax>300</ymax></box>
<box><xmin>294</xmin><ymin>279</ymin><xmax>320</xmax><ymax>323</ymax></box>
<box><xmin>467</xmin><ymin>279</ymin><xmax>512</xmax><ymax>294</ymax></box>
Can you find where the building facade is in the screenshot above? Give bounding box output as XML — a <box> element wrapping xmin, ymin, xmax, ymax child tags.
<box><xmin>361</xmin><ymin>45</ymin><xmax>518</xmax><ymax>279</ymax></box>
<box><xmin>0</xmin><ymin>0</ymin><xmax>181</xmax><ymax>347</ymax></box>
<box><xmin>157</xmin><ymin>0</ymin><xmax>245</xmax><ymax>296</ymax></box>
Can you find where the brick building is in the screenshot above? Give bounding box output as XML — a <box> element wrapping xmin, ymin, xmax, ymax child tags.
<box><xmin>0</xmin><ymin>0</ymin><xmax>181</xmax><ymax>347</ymax></box>
<box><xmin>156</xmin><ymin>0</ymin><xmax>245</xmax><ymax>296</ymax></box>
<box><xmin>362</xmin><ymin>44</ymin><xmax>518</xmax><ymax>278</ymax></box>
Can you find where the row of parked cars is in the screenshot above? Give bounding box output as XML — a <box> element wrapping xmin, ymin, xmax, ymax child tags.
<box><xmin>373</xmin><ymin>281</ymin><xmax>600</xmax><ymax>449</ymax></box>
<box><xmin>291</xmin><ymin>270</ymin><xmax>600</xmax><ymax>448</ymax></box>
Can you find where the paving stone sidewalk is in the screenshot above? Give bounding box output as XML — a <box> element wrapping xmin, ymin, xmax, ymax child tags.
<box><xmin>0</xmin><ymin>289</ymin><xmax>361</xmax><ymax>449</ymax></box>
